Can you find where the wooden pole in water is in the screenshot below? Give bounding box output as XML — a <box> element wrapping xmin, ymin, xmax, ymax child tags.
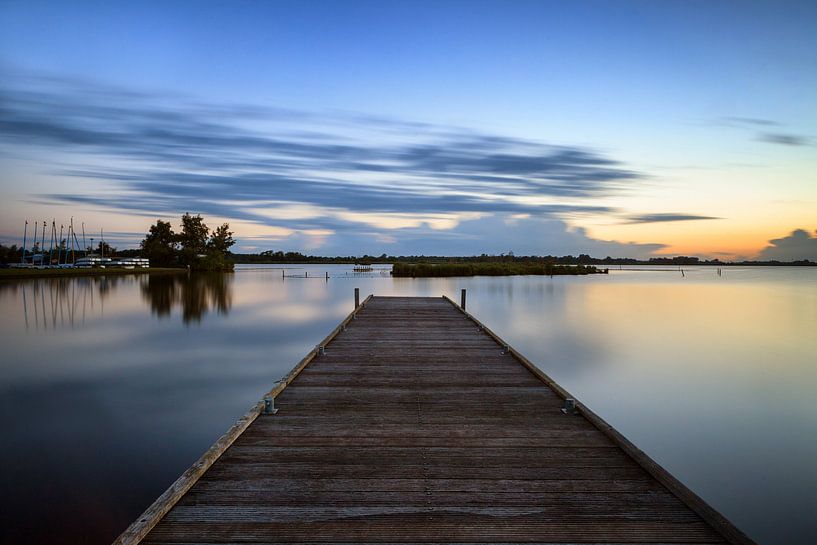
<box><xmin>325</xmin><ymin>271</ymin><xmax>329</xmax><ymax>280</ymax></box>
<box><xmin>354</xmin><ymin>287</ymin><xmax>360</xmax><ymax>309</ymax></box>
<box><xmin>460</xmin><ymin>288</ymin><xmax>466</xmax><ymax>310</ymax></box>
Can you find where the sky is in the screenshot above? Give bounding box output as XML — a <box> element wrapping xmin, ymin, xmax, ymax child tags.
<box><xmin>1</xmin><ymin>0</ymin><xmax>815</xmax><ymax>260</ymax></box>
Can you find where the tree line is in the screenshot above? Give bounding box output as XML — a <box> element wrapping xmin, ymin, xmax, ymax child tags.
<box><xmin>4</xmin><ymin>237</ymin><xmax>815</xmax><ymax>267</ymax></box>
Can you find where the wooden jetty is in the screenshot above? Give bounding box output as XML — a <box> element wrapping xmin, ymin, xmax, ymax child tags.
<box><xmin>115</xmin><ymin>294</ymin><xmax>756</xmax><ymax>545</ymax></box>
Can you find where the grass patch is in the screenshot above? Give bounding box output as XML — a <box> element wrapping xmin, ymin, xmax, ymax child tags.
<box><xmin>391</xmin><ymin>262</ymin><xmax>604</xmax><ymax>277</ymax></box>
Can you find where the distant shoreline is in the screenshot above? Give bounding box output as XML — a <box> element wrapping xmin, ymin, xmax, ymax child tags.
<box><xmin>0</xmin><ymin>267</ymin><xmax>188</xmax><ymax>280</ymax></box>
<box><xmin>232</xmin><ymin>261</ymin><xmax>817</xmax><ymax>267</ymax></box>
<box><xmin>230</xmin><ymin>253</ymin><xmax>816</xmax><ymax>267</ymax></box>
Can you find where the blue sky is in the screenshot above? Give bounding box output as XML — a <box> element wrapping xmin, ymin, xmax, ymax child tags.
<box><xmin>1</xmin><ymin>0</ymin><xmax>816</xmax><ymax>258</ymax></box>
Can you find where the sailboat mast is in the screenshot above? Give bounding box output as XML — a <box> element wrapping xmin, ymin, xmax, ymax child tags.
<box><xmin>101</xmin><ymin>228</ymin><xmax>105</xmax><ymax>258</ymax></box>
<box><xmin>48</xmin><ymin>220</ymin><xmax>56</xmax><ymax>266</ymax></box>
<box><xmin>33</xmin><ymin>221</ymin><xmax>38</xmax><ymax>257</ymax></box>
<box><xmin>72</xmin><ymin>227</ymin><xmax>82</xmax><ymax>259</ymax></box>
<box><xmin>82</xmin><ymin>222</ymin><xmax>87</xmax><ymax>257</ymax></box>
<box><xmin>70</xmin><ymin>217</ymin><xmax>75</xmax><ymax>264</ymax></box>
<box><xmin>41</xmin><ymin>221</ymin><xmax>46</xmax><ymax>263</ymax></box>
<box><xmin>21</xmin><ymin>220</ymin><xmax>28</xmax><ymax>264</ymax></box>
<box><xmin>58</xmin><ymin>225</ymin><xmax>64</xmax><ymax>265</ymax></box>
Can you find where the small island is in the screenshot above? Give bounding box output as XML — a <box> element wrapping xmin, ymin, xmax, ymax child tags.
<box><xmin>391</xmin><ymin>262</ymin><xmax>604</xmax><ymax>277</ymax></box>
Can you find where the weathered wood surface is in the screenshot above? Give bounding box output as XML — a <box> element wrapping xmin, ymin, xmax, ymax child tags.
<box><xmin>137</xmin><ymin>295</ymin><xmax>753</xmax><ymax>544</ymax></box>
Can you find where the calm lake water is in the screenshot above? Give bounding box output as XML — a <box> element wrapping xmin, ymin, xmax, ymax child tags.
<box><xmin>1</xmin><ymin>264</ymin><xmax>815</xmax><ymax>544</ymax></box>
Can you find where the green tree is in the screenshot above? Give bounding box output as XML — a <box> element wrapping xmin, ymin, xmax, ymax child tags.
<box><xmin>139</xmin><ymin>214</ymin><xmax>236</xmax><ymax>270</ymax></box>
<box><xmin>200</xmin><ymin>223</ymin><xmax>235</xmax><ymax>271</ymax></box>
<box><xmin>96</xmin><ymin>241</ymin><xmax>116</xmax><ymax>257</ymax></box>
<box><xmin>208</xmin><ymin>223</ymin><xmax>235</xmax><ymax>254</ymax></box>
<box><xmin>141</xmin><ymin>219</ymin><xmax>177</xmax><ymax>267</ymax></box>
<box><xmin>177</xmin><ymin>213</ymin><xmax>210</xmax><ymax>266</ymax></box>
<box><xmin>0</xmin><ymin>244</ymin><xmax>21</xmax><ymax>264</ymax></box>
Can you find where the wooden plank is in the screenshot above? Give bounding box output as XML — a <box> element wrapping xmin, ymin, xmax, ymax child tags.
<box><xmin>186</xmin><ymin>477</ymin><xmax>670</xmax><ymax>494</ymax></box>
<box><xmin>146</xmin><ymin>542</ymin><xmax>726</xmax><ymax>545</ymax></box>
<box><xmin>145</xmin><ymin>517</ymin><xmax>725</xmax><ymax>542</ymax></box>
<box><xmin>123</xmin><ymin>295</ymin><xmax>755</xmax><ymax>545</ymax></box>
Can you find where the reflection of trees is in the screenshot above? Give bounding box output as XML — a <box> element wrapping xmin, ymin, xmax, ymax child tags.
<box><xmin>140</xmin><ymin>273</ymin><xmax>232</xmax><ymax>324</ymax></box>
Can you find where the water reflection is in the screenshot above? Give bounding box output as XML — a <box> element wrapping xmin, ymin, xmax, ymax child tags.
<box><xmin>3</xmin><ymin>276</ymin><xmax>128</xmax><ymax>331</ymax></box>
<box><xmin>0</xmin><ymin>265</ymin><xmax>815</xmax><ymax>545</ymax></box>
<box><xmin>2</xmin><ymin>273</ymin><xmax>235</xmax><ymax>330</ymax></box>
<box><xmin>140</xmin><ymin>273</ymin><xmax>233</xmax><ymax>324</ymax></box>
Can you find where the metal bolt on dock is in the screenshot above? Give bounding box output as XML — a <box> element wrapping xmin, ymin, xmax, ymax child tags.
<box><xmin>262</xmin><ymin>395</ymin><xmax>278</xmax><ymax>415</ymax></box>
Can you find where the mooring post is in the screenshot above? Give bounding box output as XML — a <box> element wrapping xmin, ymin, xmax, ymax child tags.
<box><xmin>354</xmin><ymin>287</ymin><xmax>360</xmax><ymax>308</ymax></box>
<box><xmin>325</xmin><ymin>271</ymin><xmax>329</xmax><ymax>280</ymax></box>
<box><xmin>282</xmin><ymin>269</ymin><xmax>285</xmax><ymax>279</ymax></box>
<box><xmin>460</xmin><ymin>288</ymin><xmax>467</xmax><ymax>310</ymax></box>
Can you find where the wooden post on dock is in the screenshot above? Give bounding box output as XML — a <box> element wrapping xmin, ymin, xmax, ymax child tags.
<box><xmin>460</xmin><ymin>288</ymin><xmax>466</xmax><ymax>310</ymax></box>
<box><xmin>354</xmin><ymin>287</ymin><xmax>360</xmax><ymax>308</ymax></box>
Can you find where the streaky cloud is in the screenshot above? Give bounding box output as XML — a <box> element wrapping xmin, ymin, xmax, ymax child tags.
<box><xmin>0</xmin><ymin>72</ymin><xmax>673</xmax><ymax>257</ymax></box>
<box><xmin>757</xmin><ymin>133</ymin><xmax>809</xmax><ymax>146</ymax></box>
<box><xmin>721</xmin><ymin>116</ymin><xmax>778</xmax><ymax>127</ymax></box>
<box><xmin>715</xmin><ymin>117</ymin><xmax>810</xmax><ymax>148</ymax></box>
<box><xmin>624</xmin><ymin>213</ymin><xmax>722</xmax><ymax>224</ymax></box>
<box><xmin>0</xmin><ymin>73</ymin><xmax>640</xmax><ymax>222</ymax></box>
<box><xmin>244</xmin><ymin>216</ymin><xmax>668</xmax><ymax>258</ymax></box>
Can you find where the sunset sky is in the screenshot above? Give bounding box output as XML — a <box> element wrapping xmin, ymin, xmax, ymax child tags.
<box><xmin>1</xmin><ymin>0</ymin><xmax>815</xmax><ymax>260</ymax></box>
